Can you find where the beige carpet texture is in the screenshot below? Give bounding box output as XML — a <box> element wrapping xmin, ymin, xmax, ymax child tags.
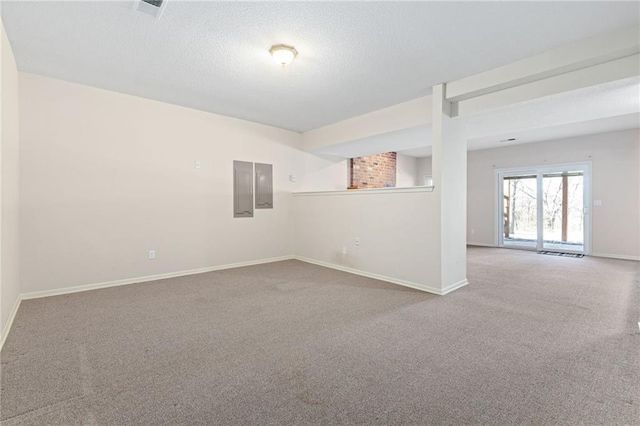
<box><xmin>1</xmin><ymin>247</ymin><xmax>639</xmax><ymax>425</ymax></box>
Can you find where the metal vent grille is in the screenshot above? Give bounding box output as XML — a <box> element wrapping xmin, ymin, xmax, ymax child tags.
<box><xmin>141</xmin><ymin>0</ymin><xmax>163</xmax><ymax>8</ymax></box>
<box><xmin>133</xmin><ymin>0</ymin><xmax>166</xmax><ymax>18</ymax></box>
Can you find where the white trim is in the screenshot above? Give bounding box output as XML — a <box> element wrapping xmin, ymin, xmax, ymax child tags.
<box><xmin>591</xmin><ymin>253</ymin><xmax>640</xmax><ymax>261</ymax></box>
<box><xmin>495</xmin><ymin>161</ymin><xmax>591</xmax><ymax>175</ymax></box>
<box><xmin>20</xmin><ymin>256</ymin><xmax>294</xmax><ymax>300</ymax></box>
<box><xmin>493</xmin><ymin>170</ymin><xmax>501</xmax><ymax>247</ymax></box>
<box><xmin>294</xmin><ymin>256</ymin><xmax>465</xmax><ymax>296</ymax></box>
<box><xmin>293</xmin><ymin>186</ymin><xmax>434</xmax><ymax>196</ymax></box>
<box><xmin>536</xmin><ymin>170</ymin><xmax>544</xmax><ymax>251</ymax></box>
<box><xmin>0</xmin><ymin>297</ymin><xmax>22</xmax><ymax>352</ymax></box>
<box><xmin>441</xmin><ymin>279</ymin><xmax>469</xmax><ymax>295</ymax></box>
<box><xmin>467</xmin><ymin>242</ymin><xmax>495</xmax><ymax>248</ymax></box>
<box><xmin>584</xmin><ymin>163</ymin><xmax>593</xmax><ymax>255</ymax></box>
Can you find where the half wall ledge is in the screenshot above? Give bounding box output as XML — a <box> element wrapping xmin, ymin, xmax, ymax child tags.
<box><xmin>293</xmin><ymin>186</ymin><xmax>435</xmax><ymax>196</ymax></box>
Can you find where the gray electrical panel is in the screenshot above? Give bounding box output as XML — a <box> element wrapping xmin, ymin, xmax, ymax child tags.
<box><xmin>255</xmin><ymin>163</ymin><xmax>273</xmax><ymax>209</ymax></box>
<box><xmin>233</xmin><ymin>161</ymin><xmax>254</xmax><ymax>218</ymax></box>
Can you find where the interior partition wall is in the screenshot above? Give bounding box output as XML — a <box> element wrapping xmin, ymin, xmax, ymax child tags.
<box><xmin>495</xmin><ymin>162</ymin><xmax>592</xmax><ymax>254</ymax></box>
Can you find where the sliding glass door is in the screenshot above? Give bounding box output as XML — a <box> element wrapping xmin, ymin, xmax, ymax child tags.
<box><xmin>497</xmin><ymin>163</ymin><xmax>590</xmax><ymax>254</ymax></box>
<box><xmin>503</xmin><ymin>174</ymin><xmax>538</xmax><ymax>248</ymax></box>
<box><xmin>542</xmin><ymin>171</ymin><xmax>585</xmax><ymax>252</ymax></box>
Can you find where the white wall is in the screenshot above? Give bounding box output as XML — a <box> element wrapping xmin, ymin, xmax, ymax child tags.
<box><xmin>299</xmin><ymin>154</ymin><xmax>348</xmax><ymax>192</ymax></box>
<box><xmin>0</xmin><ymin>21</ymin><xmax>20</xmax><ymax>336</ymax></box>
<box><xmin>15</xmin><ymin>73</ymin><xmax>638</xmax><ymax>303</ymax></box>
<box><xmin>293</xmin><ymin>190</ymin><xmax>443</xmax><ymax>293</ymax></box>
<box><xmin>18</xmin><ymin>73</ymin><xmax>345</xmax><ymax>294</ymax></box>
<box><xmin>416</xmin><ymin>156</ymin><xmax>432</xmax><ymax>185</ymax></box>
<box><xmin>468</xmin><ymin>129</ymin><xmax>640</xmax><ymax>259</ymax></box>
<box><xmin>395</xmin><ymin>153</ymin><xmax>418</xmax><ymax>187</ymax></box>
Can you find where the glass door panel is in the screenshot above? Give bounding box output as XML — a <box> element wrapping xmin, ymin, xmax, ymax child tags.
<box><xmin>503</xmin><ymin>175</ymin><xmax>537</xmax><ymax>248</ymax></box>
<box><xmin>542</xmin><ymin>172</ymin><xmax>584</xmax><ymax>252</ymax></box>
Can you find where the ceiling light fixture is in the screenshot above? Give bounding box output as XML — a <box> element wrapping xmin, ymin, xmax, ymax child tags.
<box><xmin>269</xmin><ymin>44</ymin><xmax>298</xmax><ymax>67</ymax></box>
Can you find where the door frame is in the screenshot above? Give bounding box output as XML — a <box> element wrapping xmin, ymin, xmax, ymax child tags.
<box><xmin>494</xmin><ymin>161</ymin><xmax>592</xmax><ymax>255</ymax></box>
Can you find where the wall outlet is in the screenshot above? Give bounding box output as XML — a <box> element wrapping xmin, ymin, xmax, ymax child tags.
<box><xmin>148</xmin><ymin>250</ymin><xmax>156</xmax><ymax>260</ymax></box>
<box><xmin>194</xmin><ymin>160</ymin><xmax>201</xmax><ymax>169</ymax></box>
<box><xmin>289</xmin><ymin>175</ymin><xmax>297</xmax><ymax>183</ymax></box>
<box><xmin>355</xmin><ymin>237</ymin><xmax>360</xmax><ymax>246</ymax></box>
<box><xmin>342</xmin><ymin>246</ymin><xmax>347</xmax><ymax>255</ymax></box>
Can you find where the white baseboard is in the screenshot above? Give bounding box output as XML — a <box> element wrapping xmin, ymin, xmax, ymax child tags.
<box><xmin>441</xmin><ymin>279</ymin><xmax>469</xmax><ymax>295</ymax></box>
<box><xmin>20</xmin><ymin>255</ymin><xmax>295</xmax><ymax>301</ymax></box>
<box><xmin>591</xmin><ymin>252</ymin><xmax>640</xmax><ymax>261</ymax></box>
<box><xmin>0</xmin><ymin>296</ymin><xmax>22</xmax><ymax>352</ymax></box>
<box><xmin>467</xmin><ymin>242</ymin><xmax>495</xmax><ymax>248</ymax></box>
<box><xmin>293</xmin><ymin>256</ymin><xmax>464</xmax><ymax>296</ymax></box>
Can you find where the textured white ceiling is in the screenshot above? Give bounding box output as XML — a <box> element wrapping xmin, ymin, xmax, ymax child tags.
<box><xmin>2</xmin><ymin>1</ymin><xmax>639</xmax><ymax>131</ymax></box>
<box><xmin>315</xmin><ymin>77</ymin><xmax>640</xmax><ymax>158</ymax></box>
<box><xmin>466</xmin><ymin>112</ymin><xmax>640</xmax><ymax>153</ymax></box>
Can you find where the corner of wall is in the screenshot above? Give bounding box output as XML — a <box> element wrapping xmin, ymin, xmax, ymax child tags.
<box><xmin>0</xmin><ymin>18</ymin><xmax>21</xmax><ymax>343</ymax></box>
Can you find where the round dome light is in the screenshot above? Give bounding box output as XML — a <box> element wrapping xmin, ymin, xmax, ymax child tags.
<box><xmin>269</xmin><ymin>44</ymin><xmax>298</xmax><ymax>67</ymax></box>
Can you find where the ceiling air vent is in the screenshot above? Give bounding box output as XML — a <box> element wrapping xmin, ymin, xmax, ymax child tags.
<box><xmin>133</xmin><ymin>0</ymin><xmax>167</xmax><ymax>19</ymax></box>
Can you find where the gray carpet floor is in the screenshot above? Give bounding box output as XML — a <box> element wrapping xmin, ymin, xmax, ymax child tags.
<box><xmin>1</xmin><ymin>247</ymin><xmax>639</xmax><ymax>425</ymax></box>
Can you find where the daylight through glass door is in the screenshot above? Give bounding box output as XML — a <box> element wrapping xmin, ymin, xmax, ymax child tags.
<box><xmin>503</xmin><ymin>175</ymin><xmax>538</xmax><ymax>248</ymax></box>
<box><xmin>498</xmin><ymin>164</ymin><xmax>589</xmax><ymax>254</ymax></box>
<box><xmin>542</xmin><ymin>171</ymin><xmax>584</xmax><ymax>252</ymax></box>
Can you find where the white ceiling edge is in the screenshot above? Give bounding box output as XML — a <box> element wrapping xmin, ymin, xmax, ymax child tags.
<box><xmin>466</xmin><ymin>112</ymin><xmax>640</xmax><ymax>152</ymax></box>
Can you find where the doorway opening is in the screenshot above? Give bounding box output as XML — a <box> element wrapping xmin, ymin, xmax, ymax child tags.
<box><xmin>496</xmin><ymin>163</ymin><xmax>591</xmax><ymax>254</ymax></box>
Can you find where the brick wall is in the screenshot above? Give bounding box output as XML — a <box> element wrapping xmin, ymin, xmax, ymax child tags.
<box><xmin>350</xmin><ymin>152</ymin><xmax>397</xmax><ymax>188</ymax></box>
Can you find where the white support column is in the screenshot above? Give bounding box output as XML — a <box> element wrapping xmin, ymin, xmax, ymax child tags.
<box><xmin>432</xmin><ymin>84</ymin><xmax>468</xmax><ymax>294</ymax></box>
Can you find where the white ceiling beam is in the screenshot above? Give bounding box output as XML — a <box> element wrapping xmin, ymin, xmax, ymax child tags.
<box><xmin>456</xmin><ymin>54</ymin><xmax>639</xmax><ymax>117</ymax></box>
<box><xmin>302</xmin><ymin>96</ymin><xmax>431</xmax><ymax>152</ymax></box>
<box><xmin>302</xmin><ymin>25</ymin><xmax>639</xmax><ymax>153</ymax></box>
<box><xmin>447</xmin><ymin>25</ymin><xmax>640</xmax><ymax>102</ymax></box>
